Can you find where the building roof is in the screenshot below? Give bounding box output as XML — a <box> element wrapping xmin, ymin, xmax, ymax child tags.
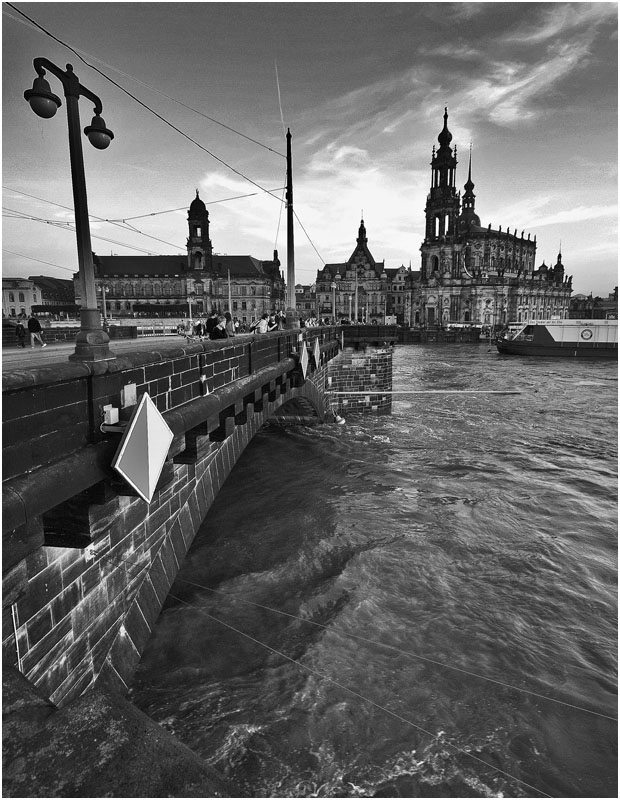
<box><xmin>93</xmin><ymin>255</ymin><xmax>188</xmax><ymax>277</ymax></box>
<box><xmin>29</xmin><ymin>276</ymin><xmax>74</xmax><ymax>296</ymax></box>
<box><xmin>92</xmin><ymin>254</ymin><xmax>282</xmax><ymax>280</ymax></box>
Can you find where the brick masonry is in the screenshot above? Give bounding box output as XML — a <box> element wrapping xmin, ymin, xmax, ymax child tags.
<box><xmin>2</xmin><ymin>331</ymin><xmax>342</xmax><ymax>706</ymax></box>
<box><xmin>326</xmin><ymin>345</ymin><xmax>393</xmax><ymax>414</ymax></box>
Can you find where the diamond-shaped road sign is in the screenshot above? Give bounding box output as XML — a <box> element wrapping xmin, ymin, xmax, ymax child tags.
<box><xmin>112</xmin><ymin>392</ymin><xmax>174</xmax><ymax>503</ymax></box>
<box><xmin>313</xmin><ymin>336</ymin><xmax>321</xmax><ymax>368</ymax></box>
<box><xmin>299</xmin><ymin>340</ymin><xmax>309</xmax><ymax>379</ymax></box>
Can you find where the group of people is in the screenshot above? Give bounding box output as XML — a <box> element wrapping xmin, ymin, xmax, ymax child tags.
<box><xmin>14</xmin><ymin>314</ymin><xmax>46</xmax><ymax>348</ymax></box>
<box><xmin>178</xmin><ymin>310</ymin><xmax>288</xmax><ymax>341</ymax></box>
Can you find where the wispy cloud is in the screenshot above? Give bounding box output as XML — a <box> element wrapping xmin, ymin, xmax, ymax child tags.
<box><xmin>500</xmin><ymin>2</ymin><xmax>616</xmax><ymax>45</ymax></box>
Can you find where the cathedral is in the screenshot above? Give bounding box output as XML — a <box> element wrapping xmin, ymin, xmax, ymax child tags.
<box><xmin>414</xmin><ymin>109</ymin><xmax>572</xmax><ymax>328</ymax></box>
<box><xmin>75</xmin><ymin>192</ymin><xmax>285</xmax><ymax>323</ymax></box>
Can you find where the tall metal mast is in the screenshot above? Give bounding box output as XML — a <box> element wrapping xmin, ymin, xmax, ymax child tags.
<box><xmin>286</xmin><ymin>128</ymin><xmax>295</xmax><ymax>310</ymax></box>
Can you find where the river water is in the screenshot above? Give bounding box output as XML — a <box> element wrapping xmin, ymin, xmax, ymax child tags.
<box><xmin>130</xmin><ymin>344</ymin><xmax>617</xmax><ymax>798</ymax></box>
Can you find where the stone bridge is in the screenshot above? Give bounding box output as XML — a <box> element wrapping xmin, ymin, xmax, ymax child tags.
<box><xmin>2</xmin><ymin>327</ymin><xmax>393</xmax><ymax>706</ymax></box>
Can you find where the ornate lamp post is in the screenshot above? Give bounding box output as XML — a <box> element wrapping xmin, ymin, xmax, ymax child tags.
<box><xmin>24</xmin><ymin>58</ymin><xmax>114</xmax><ymax>361</ymax></box>
<box><xmin>99</xmin><ymin>283</ymin><xmax>109</xmax><ymax>324</ymax></box>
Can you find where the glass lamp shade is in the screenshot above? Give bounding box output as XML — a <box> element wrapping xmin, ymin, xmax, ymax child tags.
<box><xmin>84</xmin><ymin>114</ymin><xmax>114</xmax><ymax>149</ymax></box>
<box><xmin>24</xmin><ymin>76</ymin><xmax>62</xmax><ymax>119</ymax></box>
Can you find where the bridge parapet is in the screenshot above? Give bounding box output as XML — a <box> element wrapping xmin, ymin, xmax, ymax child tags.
<box><xmin>2</xmin><ymin>327</ymin><xmax>349</xmax><ymax>705</ymax></box>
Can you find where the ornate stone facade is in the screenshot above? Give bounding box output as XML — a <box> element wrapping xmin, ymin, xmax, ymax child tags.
<box><xmin>315</xmin><ymin>220</ymin><xmax>415</xmax><ymax>323</ymax></box>
<box><xmin>73</xmin><ymin>192</ymin><xmax>284</xmax><ymax>323</ymax></box>
<box><xmin>415</xmin><ymin>109</ymin><xmax>573</xmax><ymax>328</ymax></box>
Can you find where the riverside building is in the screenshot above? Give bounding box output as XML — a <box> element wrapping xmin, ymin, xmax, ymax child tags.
<box><xmin>315</xmin><ymin>219</ymin><xmax>415</xmax><ymax>323</ymax></box>
<box><xmin>415</xmin><ymin>109</ymin><xmax>573</xmax><ymax>328</ymax></box>
<box><xmin>73</xmin><ymin>191</ymin><xmax>284</xmax><ymax>323</ymax></box>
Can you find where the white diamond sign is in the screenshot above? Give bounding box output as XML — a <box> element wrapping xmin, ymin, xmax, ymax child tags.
<box><xmin>112</xmin><ymin>392</ymin><xmax>174</xmax><ymax>503</ymax></box>
<box><xmin>299</xmin><ymin>340</ymin><xmax>309</xmax><ymax>379</ymax></box>
<box><xmin>313</xmin><ymin>336</ymin><xmax>321</xmax><ymax>368</ymax></box>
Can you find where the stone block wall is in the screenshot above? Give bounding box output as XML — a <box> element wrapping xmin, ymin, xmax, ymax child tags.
<box><xmin>326</xmin><ymin>345</ymin><xmax>393</xmax><ymax>414</ymax></box>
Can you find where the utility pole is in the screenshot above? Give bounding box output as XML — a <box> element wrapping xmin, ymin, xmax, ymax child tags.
<box><xmin>285</xmin><ymin>128</ymin><xmax>297</xmax><ymax>321</ymax></box>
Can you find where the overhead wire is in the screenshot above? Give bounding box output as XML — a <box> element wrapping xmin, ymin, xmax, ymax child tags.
<box><xmin>6</xmin><ymin>3</ymin><xmax>353</xmax><ymax>292</ymax></box>
<box><xmin>4</xmin><ymin>6</ymin><xmax>285</xmax><ymax>160</ymax></box>
<box><xmin>5</xmin><ymin>3</ymin><xmax>285</xmax><ymax>204</ymax></box>
<box><xmin>2</xmin><ymin>249</ymin><xmax>76</xmax><ymax>273</ymax></box>
<box><xmin>3</xmin><ymin>208</ymin><xmax>163</xmax><ymax>254</ymax></box>
<box><xmin>3</xmin><ymin>189</ymin><xmax>184</xmax><ymax>251</ymax></box>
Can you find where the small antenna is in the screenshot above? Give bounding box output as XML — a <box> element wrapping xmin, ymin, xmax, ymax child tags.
<box><xmin>275</xmin><ymin>60</ymin><xmax>286</xmax><ymax>137</ymax></box>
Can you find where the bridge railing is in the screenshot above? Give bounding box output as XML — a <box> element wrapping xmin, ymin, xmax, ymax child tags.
<box><xmin>2</xmin><ymin>327</ymin><xmax>340</xmax><ymax>542</ymax></box>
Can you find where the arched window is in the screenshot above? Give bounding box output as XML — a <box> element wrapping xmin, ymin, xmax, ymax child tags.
<box><xmin>464</xmin><ymin>310</ymin><xmax>470</xmax><ymax>322</ymax></box>
<box><xmin>444</xmin><ymin>213</ymin><xmax>450</xmax><ymax>234</ymax></box>
<box><xmin>153</xmin><ymin>283</ymin><xmax>161</xmax><ymax>296</ymax></box>
<box><xmin>434</xmin><ymin>216</ymin><xmax>440</xmax><ymax>238</ymax></box>
<box><xmin>144</xmin><ymin>284</ymin><xmax>152</xmax><ymax>296</ymax></box>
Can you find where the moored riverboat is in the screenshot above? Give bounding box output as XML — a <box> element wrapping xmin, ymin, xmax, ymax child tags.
<box><xmin>496</xmin><ymin>318</ymin><xmax>617</xmax><ymax>358</ymax></box>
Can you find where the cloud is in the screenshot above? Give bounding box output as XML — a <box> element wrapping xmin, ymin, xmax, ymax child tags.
<box><xmin>500</xmin><ymin>3</ymin><xmax>616</xmax><ymax>45</ymax></box>
<box><xmin>530</xmin><ymin>204</ymin><xmax>618</xmax><ymax>228</ymax></box>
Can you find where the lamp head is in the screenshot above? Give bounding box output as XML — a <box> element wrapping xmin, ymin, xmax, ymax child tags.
<box><xmin>84</xmin><ymin>113</ymin><xmax>114</xmax><ymax>149</ymax></box>
<box><xmin>24</xmin><ymin>75</ymin><xmax>61</xmax><ymax>118</ymax></box>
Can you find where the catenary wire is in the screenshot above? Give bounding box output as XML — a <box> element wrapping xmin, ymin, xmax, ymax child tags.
<box><xmin>3</xmin><ymin>208</ymin><xmax>164</xmax><ymax>255</ymax></box>
<box><xmin>293</xmin><ymin>209</ymin><xmax>325</xmax><ymax>263</ymax></box>
<box><xmin>168</xmin><ymin>592</ymin><xmax>553</xmax><ymax>798</ymax></box>
<box><xmin>3</xmin><ymin>189</ymin><xmax>185</xmax><ymax>251</ymax></box>
<box><xmin>108</xmin><ymin>189</ymin><xmax>285</xmax><ymax>222</ymax></box>
<box><xmin>2</xmin><ymin>249</ymin><xmax>76</xmax><ymax>273</ymax></box>
<box><xmin>6</xmin><ymin>3</ymin><xmax>285</xmax><ymax>204</ymax></box>
<box><xmin>175</xmin><ymin>577</ymin><xmax>617</xmax><ymax>723</ymax></box>
<box><xmin>4</xmin><ymin>7</ymin><xmax>285</xmax><ymax>159</ymax></box>
<box><xmin>6</xmin><ymin>5</ymin><xmax>328</xmax><ymax>269</ymax></box>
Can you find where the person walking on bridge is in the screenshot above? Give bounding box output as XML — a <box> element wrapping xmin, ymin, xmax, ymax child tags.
<box><xmin>27</xmin><ymin>314</ymin><xmax>46</xmax><ymax>347</ymax></box>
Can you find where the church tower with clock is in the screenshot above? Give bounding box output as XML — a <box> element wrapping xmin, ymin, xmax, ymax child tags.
<box><xmin>415</xmin><ymin>109</ymin><xmax>572</xmax><ymax>328</ymax></box>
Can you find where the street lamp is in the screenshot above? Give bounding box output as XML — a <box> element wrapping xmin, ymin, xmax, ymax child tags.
<box><xmin>99</xmin><ymin>283</ymin><xmax>109</xmax><ymax>324</ymax></box>
<box><xmin>330</xmin><ymin>282</ymin><xmax>336</xmax><ymax>323</ymax></box>
<box><xmin>188</xmin><ymin>291</ymin><xmax>196</xmax><ymax>324</ymax></box>
<box><xmin>24</xmin><ymin>58</ymin><xmax>114</xmax><ymax>362</ymax></box>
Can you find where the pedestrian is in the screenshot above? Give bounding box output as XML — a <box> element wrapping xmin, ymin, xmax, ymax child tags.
<box><xmin>210</xmin><ymin>315</ymin><xmax>229</xmax><ymax>340</ymax></box>
<box><xmin>193</xmin><ymin>319</ymin><xmax>204</xmax><ymax>339</ymax></box>
<box><xmin>254</xmin><ymin>313</ymin><xmax>269</xmax><ymax>334</ymax></box>
<box><xmin>205</xmin><ymin>310</ymin><xmax>219</xmax><ymax>338</ymax></box>
<box><xmin>183</xmin><ymin>319</ymin><xmax>193</xmax><ymax>342</ymax></box>
<box><xmin>27</xmin><ymin>314</ymin><xmax>46</xmax><ymax>347</ymax></box>
<box><xmin>276</xmin><ymin>310</ymin><xmax>286</xmax><ymax>329</ymax></box>
<box><xmin>267</xmin><ymin>313</ymin><xmax>278</xmax><ymax>332</ymax></box>
<box><xmin>224</xmin><ymin>311</ymin><xmax>235</xmax><ymax>337</ymax></box>
<box><xmin>15</xmin><ymin>321</ymin><xmax>27</xmax><ymax>348</ymax></box>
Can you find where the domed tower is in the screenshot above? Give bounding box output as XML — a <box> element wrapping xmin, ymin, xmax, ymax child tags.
<box><xmin>424</xmin><ymin>108</ymin><xmax>460</xmax><ymax>243</ymax></box>
<box><xmin>187</xmin><ymin>190</ymin><xmax>212</xmax><ymax>271</ymax></box>
<box><xmin>458</xmin><ymin>147</ymin><xmax>481</xmax><ymax>233</ymax></box>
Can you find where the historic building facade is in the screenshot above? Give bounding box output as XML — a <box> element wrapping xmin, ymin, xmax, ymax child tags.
<box><xmin>315</xmin><ymin>220</ymin><xmax>415</xmax><ymax>323</ymax></box>
<box><xmin>2</xmin><ymin>278</ymin><xmax>38</xmax><ymax>319</ymax></box>
<box><xmin>74</xmin><ymin>192</ymin><xmax>284</xmax><ymax>324</ymax></box>
<box><xmin>415</xmin><ymin>109</ymin><xmax>572</xmax><ymax>328</ymax></box>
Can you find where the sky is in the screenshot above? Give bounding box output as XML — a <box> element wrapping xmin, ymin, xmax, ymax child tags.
<box><xmin>2</xmin><ymin>1</ymin><xmax>618</xmax><ymax>297</ymax></box>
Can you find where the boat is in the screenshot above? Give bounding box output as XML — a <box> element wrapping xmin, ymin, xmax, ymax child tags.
<box><xmin>496</xmin><ymin>318</ymin><xmax>617</xmax><ymax>358</ymax></box>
